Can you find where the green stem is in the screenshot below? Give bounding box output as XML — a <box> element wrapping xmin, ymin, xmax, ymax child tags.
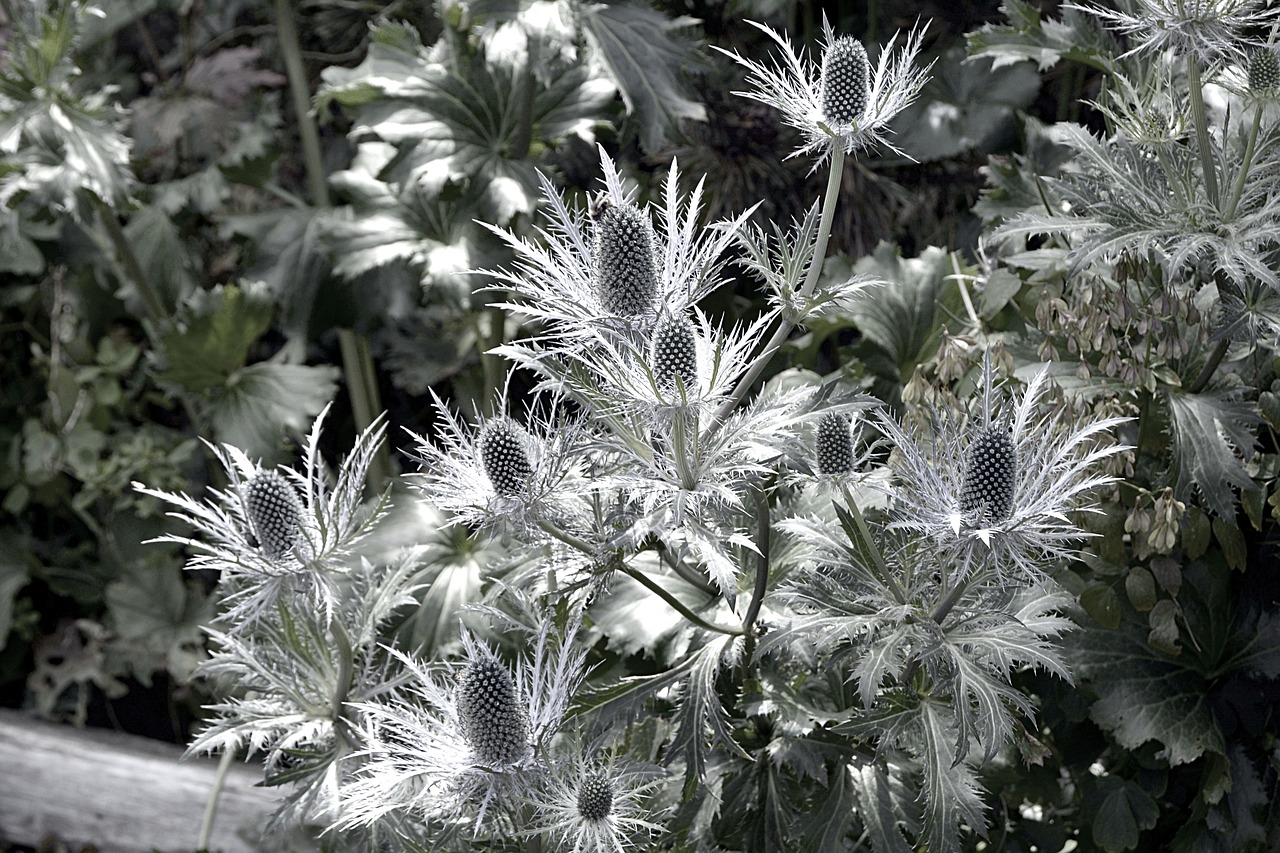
<box><xmin>479</xmin><ymin>304</ymin><xmax>507</xmax><ymax>417</ymax></box>
<box><xmin>274</xmin><ymin>0</ymin><xmax>329</xmax><ymax>207</ymax></box>
<box><xmin>710</xmin><ymin>147</ymin><xmax>847</xmax><ymax>430</ymax></box>
<box><xmin>337</xmin><ymin>329</ymin><xmax>390</xmax><ymax>491</ymax></box>
<box><xmin>1223</xmin><ymin>102</ymin><xmax>1265</xmax><ymax>222</ymax></box>
<box><xmin>742</xmin><ymin>487</ymin><xmax>772</xmax><ymax>639</ymax></box>
<box><xmin>1186</xmin><ymin>57</ymin><xmax>1220</xmax><ymax>210</ymax></box>
<box><xmin>619</xmin><ymin>563</ymin><xmax>744</xmax><ymax>636</ymax></box>
<box><xmin>659</xmin><ymin>543</ymin><xmax>719</xmax><ymax>596</ymax></box>
<box><xmin>197</xmin><ymin>748</ymin><xmax>235</xmax><ymax>851</ymax></box>
<box><xmin>1189</xmin><ymin>336</ymin><xmax>1230</xmax><ymax>394</ymax></box>
<box><xmin>840</xmin><ymin>485</ymin><xmax>907</xmax><ymax>606</ymax></box>
<box><xmin>95</xmin><ymin>199</ymin><xmax>168</xmax><ymax>324</ymax></box>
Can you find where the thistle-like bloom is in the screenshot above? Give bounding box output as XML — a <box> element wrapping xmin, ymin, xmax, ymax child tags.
<box><xmin>1070</xmin><ymin>0</ymin><xmax>1279</xmax><ymax>65</ymax></box>
<box><xmin>718</xmin><ymin>17</ymin><xmax>931</xmax><ymax>165</ymax></box>
<box><xmin>524</xmin><ymin>755</ymin><xmax>665</xmax><ymax>853</ymax></box>
<box><xmin>338</xmin><ymin>620</ymin><xmax>586</xmax><ymax>834</ymax></box>
<box><xmin>876</xmin><ymin>359</ymin><xmax>1131</xmax><ymax>580</ymax></box>
<box><xmin>483</xmin><ymin>146</ymin><xmax>757</xmax><ymax>344</ymax></box>
<box><xmin>407</xmin><ymin>392</ymin><xmax>580</xmax><ymax>536</ymax></box>
<box><xmin>815</xmin><ymin>411</ymin><xmax>857</xmax><ymax>476</ymax></box>
<box><xmin>134</xmin><ymin>405</ymin><xmax>389</xmax><ymax>628</ymax></box>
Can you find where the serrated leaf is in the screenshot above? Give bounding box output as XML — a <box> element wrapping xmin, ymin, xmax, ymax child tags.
<box><xmin>1090</xmin><ymin>777</ymin><xmax>1160</xmax><ymax>853</ymax></box>
<box><xmin>579</xmin><ymin>2</ymin><xmax>706</xmax><ymax>153</ymax></box>
<box><xmin>669</xmin><ymin>634</ymin><xmax>750</xmax><ymax>796</ymax></box>
<box><xmin>797</xmin><ymin>765</ymin><xmax>857</xmax><ymax>852</ymax></box>
<box><xmin>966</xmin><ymin>0</ymin><xmax>1120</xmax><ymax>73</ymax></box>
<box><xmin>1212</xmin><ymin>517</ymin><xmax>1247</xmax><ymax>572</ymax></box>
<box><xmin>918</xmin><ymin>701</ymin><xmax>988</xmax><ymax>853</ymax></box>
<box><xmin>207</xmin><ymin>361</ymin><xmax>340</xmax><ymax>460</ymax></box>
<box><xmin>1166</xmin><ymin>390</ymin><xmax>1260</xmax><ymax>519</ymax></box>
<box><xmin>105</xmin><ymin>563</ymin><xmax>212</xmax><ymax>684</ymax></box>
<box><xmin>159</xmin><ymin>284</ymin><xmax>273</xmax><ymax>392</ymax></box>
<box><xmin>1069</xmin><ymin>621</ymin><xmax>1226</xmax><ymax>767</ymax></box>
<box><xmin>848</xmin><ymin>762</ymin><xmax>918</xmax><ymax>853</ymax></box>
<box><xmin>122</xmin><ymin>205</ymin><xmax>198</xmax><ymax>310</ymax></box>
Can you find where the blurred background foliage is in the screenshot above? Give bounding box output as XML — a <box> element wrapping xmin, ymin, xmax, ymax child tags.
<box><xmin>1</xmin><ymin>0</ymin><xmax>1277</xmax><ymax>850</ymax></box>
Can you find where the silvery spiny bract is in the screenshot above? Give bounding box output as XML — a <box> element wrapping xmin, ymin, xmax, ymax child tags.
<box><xmin>523</xmin><ymin>755</ymin><xmax>665</xmax><ymax>853</ymax></box>
<box><xmin>484</xmin><ymin>146</ymin><xmax>757</xmax><ymax>345</ymax></box>
<box><xmin>718</xmin><ymin>16</ymin><xmax>932</xmax><ymax>165</ymax></box>
<box><xmin>1070</xmin><ymin>0</ymin><xmax>1280</xmax><ymax>64</ymax></box>
<box><xmin>134</xmin><ymin>405</ymin><xmax>389</xmax><ymax>629</ymax></box>
<box><xmin>339</xmin><ymin>619</ymin><xmax>586</xmax><ymax>840</ymax></box>
<box><xmin>877</xmin><ymin>358</ymin><xmax>1132</xmax><ymax>579</ymax></box>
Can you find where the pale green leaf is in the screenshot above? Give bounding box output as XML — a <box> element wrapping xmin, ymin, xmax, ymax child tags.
<box><xmin>159</xmin><ymin>283</ymin><xmax>274</xmax><ymax>393</ymax></box>
<box><xmin>207</xmin><ymin>361</ymin><xmax>340</xmax><ymax>460</ymax></box>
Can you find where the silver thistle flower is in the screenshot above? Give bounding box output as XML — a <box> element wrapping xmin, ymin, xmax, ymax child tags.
<box><xmin>134</xmin><ymin>405</ymin><xmax>389</xmax><ymax>629</ymax></box>
<box><xmin>815</xmin><ymin>411</ymin><xmax>857</xmax><ymax>476</ymax></box>
<box><xmin>876</xmin><ymin>358</ymin><xmax>1132</xmax><ymax>580</ymax></box>
<box><xmin>483</xmin><ymin>146</ymin><xmax>757</xmax><ymax>344</ymax></box>
<box><xmin>338</xmin><ymin>619</ymin><xmax>586</xmax><ymax>834</ymax></box>
<box><xmin>718</xmin><ymin>17</ymin><xmax>932</xmax><ymax>166</ymax></box>
<box><xmin>523</xmin><ymin>754</ymin><xmax>665</xmax><ymax>853</ymax></box>
<box><xmin>1070</xmin><ymin>0</ymin><xmax>1279</xmax><ymax>65</ymax></box>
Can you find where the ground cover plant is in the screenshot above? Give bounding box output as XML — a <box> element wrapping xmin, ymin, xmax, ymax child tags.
<box><xmin>2</xmin><ymin>1</ymin><xmax>1279</xmax><ymax>851</ymax></box>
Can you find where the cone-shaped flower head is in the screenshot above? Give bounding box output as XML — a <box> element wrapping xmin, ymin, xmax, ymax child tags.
<box><xmin>1249</xmin><ymin>47</ymin><xmax>1280</xmax><ymax>92</ymax></box>
<box><xmin>456</xmin><ymin>656</ymin><xmax>530</xmax><ymax>767</ymax></box>
<box><xmin>651</xmin><ymin>313</ymin><xmax>699</xmax><ymax>390</ymax></box>
<box><xmin>959</xmin><ymin>428</ymin><xmax>1018</xmax><ymax>523</ymax></box>
<box><xmin>820</xmin><ymin>37</ymin><xmax>870</xmax><ymax>125</ymax></box>
<box><xmin>576</xmin><ymin>771</ymin><xmax>614</xmax><ymax>822</ymax></box>
<box><xmin>478</xmin><ymin>418</ymin><xmax>535</xmax><ymax>497</ymax></box>
<box><xmin>243</xmin><ymin>469</ymin><xmax>302</xmax><ymax>559</ymax></box>
<box><xmin>595</xmin><ymin>202</ymin><xmax>658</xmax><ymax>317</ymax></box>
<box><xmin>815</xmin><ymin>412</ymin><xmax>856</xmax><ymax>475</ymax></box>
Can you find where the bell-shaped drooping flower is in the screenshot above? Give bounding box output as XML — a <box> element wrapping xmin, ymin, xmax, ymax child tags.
<box><xmin>815</xmin><ymin>411</ymin><xmax>856</xmax><ymax>476</ymax></box>
<box><xmin>456</xmin><ymin>654</ymin><xmax>532</xmax><ymax>768</ymax></box>
<box><xmin>594</xmin><ymin>201</ymin><xmax>659</xmax><ymax>317</ymax></box>
<box><xmin>243</xmin><ymin>469</ymin><xmax>302</xmax><ymax>559</ymax></box>
<box><xmin>651</xmin><ymin>312</ymin><xmax>700</xmax><ymax>392</ymax></box>
<box><xmin>877</xmin><ymin>356</ymin><xmax>1132</xmax><ymax>580</ymax></box>
<box><xmin>338</xmin><ymin>617</ymin><xmax>587</xmax><ymax>835</ymax></box>
<box><xmin>820</xmin><ymin>37</ymin><xmax>870</xmax><ymax>125</ymax></box>
<box><xmin>135</xmin><ymin>405</ymin><xmax>389</xmax><ymax>630</ymax></box>
<box><xmin>718</xmin><ymin>16</ymin><xmax>931</xmax><ymax>166</ymax></box>
<box><xmin>483</xmin><ymin>146</ymin><xmax>758</xmax><ymax>347</ymax></box>
<box><xmin>478</xmin><ymin>418</ymin><xmax>536</xmax><ymax>498</ymax></box>
<box><xmin>957</xmin><ymin>427</ymin><xmax>1017</xmax><ymax>523</ymax></box>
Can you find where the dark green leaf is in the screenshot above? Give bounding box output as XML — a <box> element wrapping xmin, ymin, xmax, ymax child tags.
<box><xmin>1212</xmin><ymin>517</ymin><xmax>1247</xmax><ymax>572</ymax></box>
<box><xmin>580</xmin><ymin>2</ymin><xmax>706</xmax><ymax>153</ymax></box>
<box><xmin>1146</xmin><ymin>599</ymin><xmax>1181</xmax><ymax>655</ymax></box>
<box><xmin>159</xmin><ymin>284</ymin><xmax>273</xmax><ymax>392</ymax></box>
<box><xmin>1125</xmin><ymin>566</ymin><xmax>1157</xmax><ymax>612</ymax></box>
<box><xmin>1166</xmin><ymin>391</ymin><xmax>1260</xmax><ymax>518</ymax></box>
<box><xmin>1080</xmin><ymin>581</ymin><xmax>1122</xmax><ymax>629</ymax></box>
<box><xmin>1089</xmin><ymin>777</ymin><xmax>1159</xmax><ymax>853</ymax></box>
<box><xmin>966</xmin><ymin>0</ymin><xmax>1120</xmax><ymax>74</ymax></box>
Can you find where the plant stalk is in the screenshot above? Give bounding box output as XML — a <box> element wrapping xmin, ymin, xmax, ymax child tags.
<box><xmin>337</xmin><ymin>329</ymin><xmax>391</xmax><ymax>490</ymax></box>
<box><xmin>1186</xmin><ymin>57</ymin><xmax>1220</xmax><ymax>210</ymax></box>
<box><xmin>710</xmin><ymin>146</ymin><xmax>847</xmax><ymax>430</ymax></box>
<box><xmin>274</xmin><ymin>0</ymin><xmax>329</xmax><ymax>209</ymax></box>
<box><xmin>197</xmin><ymin>748</ymin><xmax>236</xmax><ymax>851</ymax></box>
<box><xmin>1223</xmin><ymin>102</ymin><xmax>1265</xmax><ymax>222</ymax></box>
<box><xmin>95</xmin><ymin>199</ymin><xmax>168</xmax><ymax>325</ymax></box>
<box><xmin>1189</xmin><ymin>337</ymin><xmax>1230</xmax><ymax>394</ymax></box>
<box><xmin>742</xmin><ymin>486</ymin><xmax>772</xmax><ymax>639</ymax></box>
<box><xmin>840</xmin><ymin>485</ymin><xmax>908</xmax><ymax>606</ymax></box>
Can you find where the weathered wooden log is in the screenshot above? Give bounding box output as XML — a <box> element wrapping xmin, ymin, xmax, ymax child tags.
<box><xmin>0</xmin><ymin>708</ymin><xmax>278</xmax><ymax>853</ymax></box>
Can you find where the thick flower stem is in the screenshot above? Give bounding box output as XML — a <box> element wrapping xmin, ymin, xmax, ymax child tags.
<box><xmin>709</xmin><ymin>146</ymin><xmax>847</xmax><ymax>430</ymax></box>
<box><xmin>840</xmin><ymin>485</ymin><xmax>908</xmax><ymax>607</ymax></box>
<box><xmin>742</xmin><ymin>487</ymin><xmax>773</xmax><ymax>641</ymax></box>
<box><xmin>1189</xmin><ymin>337</ymin><xmax>1231</xmax><ymax>394</ymax></box>
<box><xmin>1223</xmin><ymin>102</ymin><xmax>1265</xmax><ymax>222</ymax></box>
<box><xmin>1186</xmin><ymin>57</ymin><xmax>1220</xmax><ymax>210</ymax></box>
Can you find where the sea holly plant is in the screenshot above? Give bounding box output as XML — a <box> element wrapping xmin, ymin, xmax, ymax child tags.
<box><xmin>133</xmin><ymin>12</ymin><xmax>1149</xmax><ymax>853</ymax></box>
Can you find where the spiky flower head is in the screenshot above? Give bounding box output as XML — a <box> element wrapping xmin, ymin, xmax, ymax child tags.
<box><xmin>594</xmin><ymin>201</ymin><xmax>659</xmax><ymax>317</ymax></box>
<box><xmin>958</xmin><ymin>427</ymin><xmax>1017</xmax><ymax>523</ymax></box>
<box><xmin>456</xmin><ymin>655</ymin><xmax>532</xmax><ymax>768</ymax></box>
<box><xmin>1248</xmin><ymin>47</ymin><xmax>1280</xmax><ymax>92</ymax></box>
<box><xmin>651</xmin><ymin>313</ymin><xmax>699</xmax><ymax>390</ymax></box>
<box><xmin>815</xmin><ymin>411</ymin><xmax>856</xmax><ymax>475</ymax></box>
<box><xmin>717</xmin><ymin>16</ymin><xmax>932</xmax><ymax>166</ymax></box>
<box><xmin>576</xmin><ymin>771</ymin><xmax>614</xmax><ymax>822</ymax></box>
<box><xmin>820</xmin><ymin>37</ymin><xmax>870</xmax><ymax>125</ymax></box>
<box><xmin>1070</xmin><ymin>0</ymin><xmax>1280</xmax><ymax>66</ymax></box>
<box><xmin>478</xmin><ymin>417</ymin><xmax>536</xmax><ymax>497</ymax></box>
<box><xmin>876</xmin><ymin>357</ymin><xmax>1131</xmax><ymax>580</ymax></box>
<box><xmin>243</xmin><ymin>469</ymin><xmax>302</xmax><ymax>559</ymax></box>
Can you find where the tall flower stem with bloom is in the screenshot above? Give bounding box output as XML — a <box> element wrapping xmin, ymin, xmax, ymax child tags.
<box><xmin>1186</xmin><ymin>57</ymin><xmax>1221</xmax><ymax>209</ymax></box>
<box><xmin>1223</xmin><ymin>100</ymin><xmax>1265</xmax><ymax>221</ymax></box>
<box><xmin>711</xmin><ymin>146</ymin><xmax>846</xmax><ymax>430</ymax></box>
